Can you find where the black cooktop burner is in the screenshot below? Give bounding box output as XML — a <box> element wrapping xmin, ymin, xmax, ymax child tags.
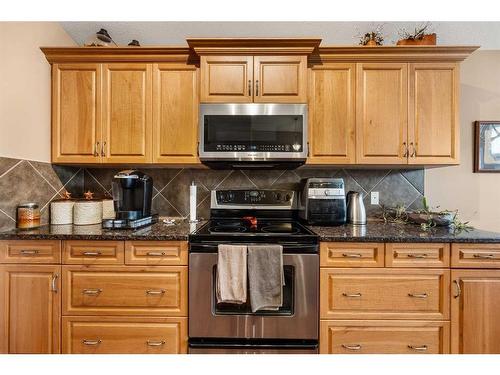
<box><xmin>209</xmin><ymin>225</ymin><xmax>247</xmax><ymax>233</ymax></box>
<box><xmin>261</xmin><ymin>223</ymin><xmax>300</xmax><ymax>234</ymax></box>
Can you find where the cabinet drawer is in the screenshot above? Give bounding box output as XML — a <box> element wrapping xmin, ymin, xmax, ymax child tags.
<box><xmin>125</xmin><ymin>241</ymin><xmax>187</xmax><ymax>265</ymax></box>
<box><xmin>386</xmin><ymin>243</ymin><xmax>450</xmax><ymax>268</ymax></box>
<box><xmin>0</xmin><ymin>240</ymin><xmax>61</xmax><ymax>264</ymax></box>
<box><xmin>320</xmin><ymin>268</ymin><xmax>449</xmax><ymax>320</ymax></box>
<box><xmin>320</xmin><ymin>242</ymin><xmax>384</xmax><ymax>267</ymax></box>
<box><xmin>320</xmin><ymin>320</ymin><xmax>450</xmax><ymax>354</ymax></box>
<box><xmin>62</xmin><ymin>265</ymin><xmax>187</xmax><ymax>316</ymax></box>
<box><xmin>451</xmin><ymin>243</ymin><xmax>500</xmax><ymax>268</ymax></box>
<box><xmin>62</xmin><ymin>316</ymin><xmax>187</xmax><ymax>354</ymax></box>
<box><xmin>63</xmin><ymin>241</ymin><xmax>124</xmax><ymax>264</ymax></box>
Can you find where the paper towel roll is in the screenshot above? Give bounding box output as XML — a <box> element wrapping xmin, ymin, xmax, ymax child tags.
<box><xmin>189</xmin><ymin>182</ymin><xmax>197</xmax><ymax>222</ymax></box>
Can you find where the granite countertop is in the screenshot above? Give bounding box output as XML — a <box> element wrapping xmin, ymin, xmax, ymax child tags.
<box><xmin>1</xmin><ymin>219</ymin><xmax>500</xmax><ymax>243</ymax></box>
<box><xmin>307</xmin><ymin>221</ymin><xmax>500</xmax><ymax>243</ymax></box>
<box><xmin>0</xmin><ymin>219</ymin><xmax>206</xmax><ymax>241</ymax></box>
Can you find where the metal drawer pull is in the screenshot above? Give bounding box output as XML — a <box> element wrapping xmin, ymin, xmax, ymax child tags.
<box><xmin>473</xmin><ymin>253</ymin><xmax>495</xmax><ymax>259</ymax></box>
<box><xmin>51</xmin><ymin>274</ymin><xmax>59</xmax><ymax>293</ymax></box>
<box><xmin>342</xmin><ymin>292</ymin><xmax>362</xmax><ymax>298</ymax></box>
<box><xmin>146</xmin><ymin>340</ymin><xmax>166</xmax><ymax>347</ymax></box>
<box><xmin>146</xmin><ymin>289</ymin><xmax>165</xmax><ymax>295</ymax></box>
<box><xmin>342</xmin><ymin>344</ymin><xmax>361</xmax><ymax>351</ymax></box>
<box><xmin>408</xmin><ymin>345</ymin><xmax>427</xmax><ymax>351</ymax></box>
<box><xmin>408</xmin><ymin>293</ymin><xmax>428</xmax><ymax>298</ymax></box>
<box><xmin>453</xmin><ymin>280</ymin><xmax>461</xmax><ymax>298</ymax></box>
<box><xmin>82</xmin><ymin>251</ymin><xmax>102</xmax><ymax>256</ymax></box>
<box><xmin>20</xmin><ymin>249</ymin><xmax>39</xmax><ymax>255</ymax></box>
<box><xmin>248</xmin><ymin>80</ymin><xmax>252</xmax><ymax>96</ymax></box>
<box><xmin>82</xmin><ymin>339</ymin><xmax>102</xmax><ymax>346</ymax></box>
<box><xmin>146</xmin><ymin>251</ymin><xmax>166</xmax><ymax>257</ymax></box>
<box><xmin>342</xmin><ymin>253</ymin><xmax>363</xmax><ymax>258</ymax></box>
<box><xmin>407</xmin><ymin>253</ymin><xmax>428</xmax><ymax>259</ymax></box>
<box><xmin>82</xmin><ymin>288</ymin><xmax>102</xmax><ymax>295</ymax></box>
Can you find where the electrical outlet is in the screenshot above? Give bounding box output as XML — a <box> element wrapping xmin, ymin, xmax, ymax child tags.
<box><xmin>371</xmin><ymin>191</ymin><xmax>379</xmax><ymax>205</ymax></box>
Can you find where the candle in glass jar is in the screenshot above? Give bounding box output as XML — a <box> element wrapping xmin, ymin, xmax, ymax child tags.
<box><xmin>16</xmin><ymin>203</ymin><xmax>41</xmax><ymax>230</ymax></box>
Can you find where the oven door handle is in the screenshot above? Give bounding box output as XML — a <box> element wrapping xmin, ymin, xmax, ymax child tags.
<box><xmin>189</xmin><ymin>243</ymin><xmax>318</xmax><ymax>253</ymax></box>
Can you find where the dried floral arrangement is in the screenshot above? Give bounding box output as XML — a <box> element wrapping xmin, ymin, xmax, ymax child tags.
<box><xmin>397</xmin><ymin>22</ymin><xmax>436</xmax><ymax>45</ymax></box>
<box><xmin>381</xmin><ymin>197</ymin><xmax>473</xmax><ymax>233</ymax></box>
<box><xmin>357</xmin><ymin>24</ymin><xmax>385</xmax><ymax>46</ymax></box>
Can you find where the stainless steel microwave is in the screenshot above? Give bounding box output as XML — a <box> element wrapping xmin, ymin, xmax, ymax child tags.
<box><xmin>198</xmin><ymin>103</ymin><xmax>308</xmax><ymax>169</ymax></box>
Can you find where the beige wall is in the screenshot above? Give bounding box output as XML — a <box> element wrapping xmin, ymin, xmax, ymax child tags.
<box><xmin>425</xmin><ymin>50</ymin><xmax>500</xmax><ymax>232</ymax></box>
<box><xmin>0</xmin><ymin>22</ymin><xmax>75</xmax><ymax>162</ymax></box>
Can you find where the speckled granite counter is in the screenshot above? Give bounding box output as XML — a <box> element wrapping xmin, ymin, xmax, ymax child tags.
<box><xmin>307</xmin><ymin>221</ymin><xmax>500</xmax><ymax>243</ymax></box>
<box><xmin>0</xmin><ymin>220</ymin><xmax>206</xmax><ymax>241</ymax></box>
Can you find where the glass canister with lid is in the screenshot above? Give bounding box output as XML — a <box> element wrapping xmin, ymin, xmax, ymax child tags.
<box><xmin>16</xmin><ymin>203</ymin><xmax>41</xmax><ymax>229</ymax></box>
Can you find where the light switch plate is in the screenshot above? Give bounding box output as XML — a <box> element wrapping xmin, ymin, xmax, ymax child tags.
<box><xmin>371</xmin><ymin>191</ymin><xmax>379</xmax><ymax>205</ymax></box>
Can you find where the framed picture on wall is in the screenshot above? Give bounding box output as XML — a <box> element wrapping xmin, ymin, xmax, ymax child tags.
<box><xmin>474</xmin><ymin>121</ymin><xmax>500</xmax><ymax>172</ymax></box>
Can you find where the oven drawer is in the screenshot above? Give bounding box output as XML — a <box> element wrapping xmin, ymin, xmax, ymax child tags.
<box><xmin>451</xmin><ymin>243</ymin><xmax>500</xmax><ymax>268</ymax></box>
<box><xmin>320</xmin><ymin>242</ymin><xmax>384</xmax><ymax>267</ymax></box>
<box><xmin>125</xmin><ymin>241</ymin><xmax>188</xmax><ymax>265</ymax></box>
<box><xmin>62</xmin><ymin>266</ymin><xmax>187</xmax><ymax>316</ymax></box>
<box><xmin>320</xmin><ymin>320</ymin><xmax>450</xmax><ymax>354</ymax></box>
<box><xmin>386</xmin><ymin>243</ymin><xmax>450</xmax><ymax>268</ymax></box>
<box><xmin>0</xmin><ymin>240</ymin><xmax>61</xmax><ymax>263</ymax></box>
<box><xmin>63</xmin><ymin>241</ymin><xmax>124</xmax><ymax>265</ymax></box>
<box><xmin>62</xmin><ymin>316</ymin><xmax>187</xmax><ymax>354</ymax></box>
<box><xmin>320</xmin><ymin>268</ymin><xmax>450</xmax><ymax>320</ymax></box>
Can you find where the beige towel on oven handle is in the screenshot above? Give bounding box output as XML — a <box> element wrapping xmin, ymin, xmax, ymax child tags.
<box><xmin>216</xmin><ymin>244</ymin><xmax>248</xmax><ymax>304</ymax></box>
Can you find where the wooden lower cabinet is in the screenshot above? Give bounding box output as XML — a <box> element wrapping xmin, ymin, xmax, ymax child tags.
<box><xmin>62</xmin><ymin>316</ymin><xmax>187</xmax><ymax>354</ymax></box>
<box><xmin>451</xmin><ymin>269</ymin><xmax>500</xmax><ymax>353</ymax></box>
<box><xmin>320</xmin><ymin>320</ymin><xmax>450</xmax><ymax>354</ymax></box>
<box><xmin>0</xmin><ymin>265</ymin><xmax>61</xmax><ymax>353</ymax></box>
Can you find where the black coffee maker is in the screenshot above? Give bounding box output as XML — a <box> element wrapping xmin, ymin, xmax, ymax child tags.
<box><xmin>102</xmin><ymin>170</ymin><xmax>157</xmax><ymax>229</ymax></box>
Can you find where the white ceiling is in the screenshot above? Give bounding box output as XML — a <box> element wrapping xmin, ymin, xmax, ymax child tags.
<box><xmin>59</xmin><ymin>21</ymin><xmax>500</xmax><ymax>49</ymax></box>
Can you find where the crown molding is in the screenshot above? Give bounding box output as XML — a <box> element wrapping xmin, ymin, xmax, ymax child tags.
<box><xmin>187</xmin><ymin>38</ymin><xmax>322</xmax><ymax>55</ymax></box>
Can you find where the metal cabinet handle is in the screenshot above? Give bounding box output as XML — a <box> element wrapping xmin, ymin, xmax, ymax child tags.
<box><xmin>82</xmin><ymin>288</ymin><xmax>102</xmax><ymax>295</ymax></box>
<box><xmin>82</xmin><ymin>251</ymin><xmax>102</xmax><ymax>256</ymax></box>
<box><xmin>146</xmin><ymin>251</ymin><xmax>166</xmax><ymax>257</ymax></box>
<box><xmin>255</xmin><ymin>80</ymin><xmax>259</xmax><ymax>96</ymax></box>
<box><xmin>402</xmin><ymin>142</ymin><xmax>408</xmax><ymax>157</ymax></box>
<box><xmin>407</xmin><ymin>253</ymin><xmax>428</xmax><ymax>259</ymax></box>
<box><xmin>94</xmin><ymin>142</ymin><xmax>100</xmax><ymax>157</ymax></box>
<box><xmin>453</xmin><ymin>279</ymin><xmax>461</xmax><ymax>299</ymax></box>
<box><xmin>473</xmin><ymin>253</ymin><xmax>495</xmax><ymax>259</ymax></box>
<box><xmin>146</xmin><ymin>340</ymin><xmax>166</xmax><ymax>347</ymax></box>
<box><xmin>20</xmin><ymin>249</ymin><xmax>39</xmax><ymax>255</ymax></box>
<box><xmin>146</xmin><ymin>289</ymin><xmax>165</xmax><ymax>295</ymax></box>
<box><xmin>248</xmin><ymin>80</ymin><xmax>252</xmax><ymax>96</ymax></box>
<box><xmin>101</xmin><ymin>141</ymin><xmax>106</xmax><ymax>157</ymax></box>
<box><xmin>342</xmin><ymin>344</ymin><xmax>361</xmax><ymax>351</ymax></box>
<box><xmin>51</xmin><ymin>274</ymin><xmax>59</xmax><ymax>293</ymax></box>
<box><xmin>342</xmin><ymin>253</ymin><xmax>363</xmax><ymax>258</ymax></box>
<box><xmin>408</xmin><ymin>292</ymin><xmax>428</xmax><ymax>298</ymax></box>
<box><xmin>409</xmin><ymin>142</ymin><xmax>417</xmax><ymax>157</ymax></box>
<box><xmin>342</xmin><ymin>292</ymin><xmax>362</xmax><ymax>298</ymax></box>
<box><xmin>82</xmin><ymin>339</ymin><xmax>102</xmax><ymax>346</ymax></box>
<box><xmin>408</xmin><ymin>345</ymin><xmax>427</xmax><ymax>351</ymax></box>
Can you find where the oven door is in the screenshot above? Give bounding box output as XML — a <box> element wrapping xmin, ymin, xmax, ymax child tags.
<box><xmin>189</xmin><ymin>249</ymin><xmax>318</xmax><ymax>340</ymax></box>
<box><xmin>199</xmin><ymin>103</ymin><xmax>308</xmax><ymax>164</ymax></box>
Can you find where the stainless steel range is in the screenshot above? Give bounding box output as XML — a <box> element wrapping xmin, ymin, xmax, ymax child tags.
<box><xmin>188</xmin><ymin>189</ymin><xmax>319</xmax><ymax>354</ymax></box>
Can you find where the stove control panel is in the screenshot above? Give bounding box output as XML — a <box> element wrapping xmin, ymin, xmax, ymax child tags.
<box><xmin>214</xmin><ymin>189</ymin><xmax>294</xmax><ymax>206</ymax></box>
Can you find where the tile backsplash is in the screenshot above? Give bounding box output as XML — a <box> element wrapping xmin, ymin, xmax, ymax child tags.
<box><xmin>0</xmin><ymin>156</ymin><xmax>424</xmax><ymax>231</ymax></box>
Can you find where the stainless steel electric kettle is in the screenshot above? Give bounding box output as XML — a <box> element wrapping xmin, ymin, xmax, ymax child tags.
<box><xmin>346</xmin><ymin>191</ymin><xmax>366</xmax><ymax>225</ymax></box>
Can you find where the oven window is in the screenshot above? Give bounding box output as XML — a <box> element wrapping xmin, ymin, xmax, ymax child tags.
<box><xmin>203</xmin><ymin>115</ymin><xmax>303</xmax><ymax>152</ymax></box>
<box><xmin>212</xmin><ymin>265</ymin><xmax>295</xmax><ymax>316</ymax></box>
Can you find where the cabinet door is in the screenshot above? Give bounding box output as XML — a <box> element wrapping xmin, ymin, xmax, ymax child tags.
<box><xmin>356</xmin><ymin>63</ymin><xmax>408</xmax><ymax>164</ymax></box>
<box><xmin>408</xmin><ymin>63</ymin><xmax>459</xmax><ymax>164</ymax></box>
<box><xmin>52</xmin><ymin>64</ymin><xmax>101</xmax><ymax>163</ymax></box>
<box><xmin>102</xmin><ymin>63</ymin><xmax>152</xmax><ymax>163</ymax></box>
<box><xmin>153</xmin><ymin>64</ymin><xmax>199</xmax><ymax>163</ymax></box>
<box><xmin>451</xmin><ymin>270</ymin><xmax>500</xmax><ymax>353</ymax></box>
<box><xmin>0</xmin><ymin>265</ymin><xmax>60</xmax><ymax>353</ymax></box>
<box><xmin>308</xmin><ymin>64</ymin><xmax>356</xmax><ymax>164</ymax></box>
<box><xmin>200</xmin><ymin>56</ymin><xmax>253</xmax><ymax>103</ymax></box>
<box><xmin>253</xmin><ymin>56</ymin><xmax>307</xmax><ymax>103</ymax></box>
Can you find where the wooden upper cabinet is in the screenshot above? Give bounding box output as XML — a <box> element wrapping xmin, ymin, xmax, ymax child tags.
<box><xmin>451</xmin><ymin>270</ymin><xmax>500</xmax><ymax>354</ymax></box>
<box><xmin>308</xmin><ymin>64</ymin><xmax>356</xmax><ymax>164</ymax></box>
<box><xmin>102</xmin><ymin>64</ymin><xmax>152</xmax><ymax>163</ymax></box>
<box><xmin>52</xmin><ymin>64</ymin><xmax>101</xmax><ymax>163</ymax></box>
<box><xmin>356</xmin><ymin>63</ymin><xmax>408</xmax><ymax>164</ymax></box>
<box><xmin>200</xmin><ymin>56</ymin><xmax>253</xmax><ymax>103</ymax></box>
<box><xmin>0</xmin><ymin>265</ymin><xmax>61</xmax><ymax>353</ymax></box>
<box><xmin>153</xmin><ymin>64</ymin><xmax>199</xmax><ymax>163</ymax></box>
<box><xmin>253</xmin><ymin>56</ymin><xmax>307</xmax><ymax>103</ymax></box>
<box><xmin>409</xmin><ymin>63</ymin><xmax>459</xmax><ymax>164</ymax></box>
